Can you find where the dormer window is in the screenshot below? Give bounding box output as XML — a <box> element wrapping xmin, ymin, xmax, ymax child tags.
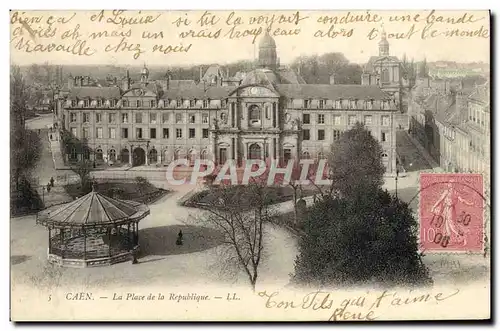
<box><xmin>83</xmin><ymin>99</ymin><xmax>89</xmax><ymax>108</ymax></box>
<box><xmin>136</xmin><ymin>100</ymin><xmax>141</xmax><ymax>108</ymax></box>
<box><xmin>71</xmin><ymin>100</ymin><xmax>77</xmax><ymax>107</ymax></box>
<box><xmin>319</xmin><ymin>100</ymin><xmax>325</xmax><ymax>109</ymax></box>
<box><xmin>203</xmin><ymin>99</ymin><xmax>210</xmax><ymax>108</ymax></box>
<box><xmin>97</xmin><ymin>99</ymin><xmax>102</xmax><ymax>108</ymax></box>
<box><xmin>122</xmin><ymin>100</ymin><xmax>128</xmax><ymax>108</ymax></box>
<box><xmin>110</xmin><ymin>100</ymin><xmax>115</xmax><ymax>108</ymax></box>
<box><xmin>190</xmin><ymin>99</ymin><xmax>196</xmax><ymax>108</ymax></box>
<box><xmin>177</xmin><ymin>99</ymin><xmax>183</xmax><ymax>108</ymax></box>
<box><xmin>304</xmin><ymin>99</ymin><xmax>311</xmax><ymax>108</ymax></box>
<box><xmin>221</xmin><ymin>99</ymin><xmax>227</xmax><ymax>108</ymax></box>
<box><xmin>350</xmin><ymin>99</ymin><xmax>357</xmax><ymax>109</ymax></box>
<box><xmin>335</xmin><ymin>99</ymin><xmax>342</xmax><ymax>109</ymax></box>
<box><xmin>151</xmin><ymin>100</ymin><xmax>157</xmax><ymax>108</ymax></box>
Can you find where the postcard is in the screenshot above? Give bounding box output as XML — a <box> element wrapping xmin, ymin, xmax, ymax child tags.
<box><xmin>10</xmin><ymin>9</ymin><xmax>490</xmax><ymax>321</ymax></box>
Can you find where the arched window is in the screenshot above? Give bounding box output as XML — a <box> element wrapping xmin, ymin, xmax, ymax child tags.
<box><xmin>188</xmin><ymin>149</ymin><xmax>196</xmax><ymax>166</ymax></box>
<box><xmin>174</xmin><ymin>149</ymin><xmax>181</xmax><ymax>160</ymax></box>
<box><xmin>96</xmin><ymin>148</ymin><xmax>103</xmax><ymax>161</ymax></box>
<box><xmin>381</xmin><ymin>152</ymin><xmax>389</xmax><ymax>159</ymax></box>
<box><xmin>201</xmin><ymin>150</ymin><xmax>208</xmax><ymax>160</ymax></box>
<box><xmin>83</xmin><ymin>148</ymin><xmax>90</xmax><ymax>160</ymax></box>
<box><xmin>120</xmin><ymin>148</ymin><xmax>129</xmax><ymax>163</ymax></box>
<box><xmin>248</xmin><ymin>143</ymin><xmax>262</xmax><ymax>160</ymax></box>
<box><xmin>149</xmin><ymin>148</ymin><xmax>158</xmax><ymax>164</ymax></box>
<box><xmin>249</xmin><ymin>105</ymin><xmax>261</xmax><ymax>127</ymax></box>
<box><xmin>302</xmin><ymin>151</ymin><xmax>311</xmax><ymax>159</ymax></box>
<box><xmin>109</xmin><ymin>149</ymin><xmax>116</xmax><ymax>162</ymax></box>
<box><xmin>70</xmin><ymin>147</ymin><xmax>77</xmax><ymax>160</ymax></box>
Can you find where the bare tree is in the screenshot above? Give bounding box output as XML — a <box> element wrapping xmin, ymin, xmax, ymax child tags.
<box><xmin>71</xmin><ymin>159</ymin><xmax>93</xmax><ymax>192</ymax></box>
<box><xmin>197</xmin><ymin>183</ymin><xmax>275</xmax><ymax>291</ymax></box>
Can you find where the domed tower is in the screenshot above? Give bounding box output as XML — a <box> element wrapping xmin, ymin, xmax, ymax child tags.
<box><xmin>378</xmin><ymin>29</ymin><xmax>390</xmax><ymax>56</ymax></box>
<box><xmin>141</xmin><ymin>63</ymin><xmax>149</xmax><ymax>83</ymax></box>
<box><xmin>258</xmin><ymin>31</ymin><xmax>277</xmax><ymax>69</ymax></box>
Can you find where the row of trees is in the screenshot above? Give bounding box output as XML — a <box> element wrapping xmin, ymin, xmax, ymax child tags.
<box><xmin>10</xmin><ymin>66</ymin><xmax>43</xmax><ymax>215</ymax></box>
<box><xmin>199</xmin><ymin>123</ymin><xmax>432</xmax><ymax>291</ymax></box>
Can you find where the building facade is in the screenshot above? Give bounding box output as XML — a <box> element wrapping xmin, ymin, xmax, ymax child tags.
<box><xmin>56</xmin><ymin>32</ymin><xmax>398</xmax><ymax>174</ymax></box>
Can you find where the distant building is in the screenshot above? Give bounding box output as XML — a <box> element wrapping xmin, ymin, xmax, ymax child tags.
<box><xmin>56</xmin><ymin>31</ymin><xmax>398</xmax><ymax>174</ymax></box>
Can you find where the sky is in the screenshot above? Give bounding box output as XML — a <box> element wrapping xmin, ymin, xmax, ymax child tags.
<box><xmin>10</xmin><ymin>10</ymin><xmax>491</xmax><ymax>66</ymax></box>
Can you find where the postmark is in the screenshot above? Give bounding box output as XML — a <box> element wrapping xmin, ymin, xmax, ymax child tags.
<box><xmin>419</xmin><ymin>173</ymin><xmax>484</xmax><ymax>252</ymax></box>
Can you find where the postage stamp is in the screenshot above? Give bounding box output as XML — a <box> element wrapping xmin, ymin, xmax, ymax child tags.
<box><xmin>419</xmin><ymin>173</ymin><xmax>484</xmax><ymax>252</ymax></box>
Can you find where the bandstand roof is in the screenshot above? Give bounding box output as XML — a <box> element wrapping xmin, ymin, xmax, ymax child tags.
<box><xmin>36</xmin><ymin>190</ymin><xmax>150</xmax><ymax>228</ymax></box>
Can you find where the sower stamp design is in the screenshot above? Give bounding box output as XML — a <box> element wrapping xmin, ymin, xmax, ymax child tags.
<box><xmin>420</xmin><ymin>173</ymin><xmax>484</xmax><ymax>252</ymax></box>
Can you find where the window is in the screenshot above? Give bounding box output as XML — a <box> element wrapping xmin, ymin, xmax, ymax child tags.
<box><xmin>122</xmin><ymin>100</ymin><xmax>128</xmax><ymax>108</ymax></box>
<box><xmin>319</xmin><ymin>100</ymin><xmax>325</xmax><ymax>109</ymax></box>
<box><xmin>84</xmin><ymin>99</ymin><xmax>89</xmax><ymax>108</ymax></box>
<box><xmin>177</xmin><ymin>99</ymin><xmax>183</xmax><ymax>108</ymax></box>
<box><xmin>350</xmin><ymin>100</ymin><xmax>357</xmax><ymax>109</ymax></box>
<box><xmin>109</xmin><ymin>100</ymin><xmax>115</xmax><ymax>108</ymax></box>
<box><xmin>189</xmin><ymin>114</ymin><xmax>196</xmax><ymax>123</ymax></box>
<box><xmin>71</xmin><ymin>100</ymin><xmax>77</xmax><ymax>107</ymax></box>
<box><xmin>122</xmin><ymin>113</ymin><xmax>128</xmax><ymax>123</ymax></box>
<box><xmin>302</xmin><ymin>129</ymin><xmax>310</xmax><ymax>140</ymax></box>
<box><xmin>202</xmin><ymin>113</ymin><xmax>209</xmax><ymax>124</ymax></box>
<box><xmin>150</xmin><ymin>113</ymin><xmax>157</xmax><ymax>124</ymax></box>
<box><xmin>136</xmin><ymin>128</ymin><xmax>143</xmax><ymax>139</ymax></box>
<box><xmin>163</xmin><ymin>128</ymin><xmax>169</xmax><ymax>139</ymax></box>
<box><xmin>82</xmin><ymin>127</ymin><xmax>90</xmax><ymax>138</ymax></box>
<box><xmin>334</xmin><ymin>115</ymin><xmax>341</xmax><ymax>125</ymax></box>
<box><xmin>366</xmin><ymin>99</ymin><xmax>374</xmax><ymax>110</ymax></box>
<box><xmin>382</xmin><ymin>115</ymin><xmax>390</xmax><ymax>126</ymax></box>
<box><xmin>364</xmin><ymin>115</ymin><xmax>372</xmax><ymax>125</ymax></box>
<box><xmin>71</xmin><ymin>127</ymin><xmax>77</xmax><ymax>137</ymax></box>
<box><xmin>83</xmin><ymin>113</ymin><xmax>90</xmax><ymax>123</ymax></box>
<box><xmin>381</xmin><ymin>132</ymin><xmax>387</xmax><ymax>142</ymax></box>
<box><xmin>151</xmin><ymin>100</ymin><xmax>157</xmax><ymax>108</ymax></box>
<box><xmin>96</xmin><ymin>113</ymin><xmax>102</xmax><ymax>123</ymax></box>
<box><xmin>382</xmin><ymin>69</ymin><xmax>389</xmax><ymax>82</ymax></box>
<box><xmin>318</xmin><ymin>114</ymin><xmax>325</xmax><ymax>124</ymax></box>
<box><xmin>162</xmin><ymin>113</ymin><xmax>170</xmax><ymax>123</ymax></box>
<box><xmin>303</xmin><ymin>113</ymin><xmax>310</xmax><ymax>124</ymax></box>
<box><xmin>333</xmin><ymin>130</ymin><xmax>342</xmax><ymax>141</ymax></box>
<box><xmin>221</xmin><ymin>99</ymin><xmax>227</xmax><ymax>108</ymax></box>
<box><xmin>202</xmin><ymin>128</ymin><xmax>209</xmax><ymax>138</ymax></box>
<box><xmin>190</xmin><ymin>99</ymin><xmax>196</xmax><ymax>108</ymax></box>
<box><xmin>96</xmin><ymin>127</ymin><xmax>103</xmax><ymax>138</ymax></box>
<box><xmin>136</xmin><ymin>100</ymin><xmax>141</xmax><ymax>108</ymax></box>
<box><xmin>176</xmin><ymin>113</ymin><xmax>182</xmax><ymax>123</ymax></box>
<box><xmin>150</xmin><ymin>128</ymin><xmax>156</xmax><ymax>139</ymax></box>
<box><xmin>318</xmin><ymin>129</ymin><xmax>325</xmax><ymax>141</ymax></box>
<box><xmin>348</xmin><ymin>115</ymin><xmax>357</xmax><ymax>125</ymax></box>
<box><xmin>109</xmin><ymin>128</ymin><xmax>116</xmax><ymax>139</ymax></box>
<box><xmin>203</xmin><ymin>99</ymin><xmax>209</xmax><ymax>108</ymax></box>
<box><xmin>304</xmin><ymin>99</ymin><xmax>311</xmax><ymax>108</ymax></box>
<box><xmin>176</xmin><ymin>128</ymin><xmax>182</xmax><ymax>139</ymax></box>
<box><xmin>122</xmin><ymin>128</ymin><xmax>128</xmax><ymax>139</ymax></box>
<box><xmin>70</xmin><ymin>113</ymin><xmax>77</xmax><ymax>122</ymax></box>
<box><xmin>335</xmin><ymin>100</ymin><xmax>342</xmax><ymax>109</ymax></box>
<box><xmin>189</xmin><ymin>128</ymin><xmax>195</xmax><ymax>138</ymax></box>
<box><xmin>136</xmin><ymin>112</ymin><xmax>143</xmax><ymax>124</ymax></box>
<box><xmin>108</xmin><ymin>113</ymin><xmax>116</xmax><ymax>123</ymax></box>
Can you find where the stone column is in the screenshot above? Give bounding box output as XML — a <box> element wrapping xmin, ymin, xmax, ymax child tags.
<box><xmin>243</xmin><ymin>142</ymin><xmax>248</xmax><ymax>160</ymax></box>
<box><xmin>129</xmin><ymin>144</ymin><xmax>133</xmax><ymax>165</ymax></box>
<box><xmin>145</xmin><ymin>146</ymin><xmax>149</xmax><ymax>166</ymax></box>
<box><xmin>157</xmin><ymin>149</ymin><xmax>162</xmax><ymax>165</ymax></box>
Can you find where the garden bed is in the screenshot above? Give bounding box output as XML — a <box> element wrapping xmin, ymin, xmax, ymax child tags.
<box><xmin>64</xmin><ymin>178</ymin><xmax>170</xmax><ymax>204</ymax></box>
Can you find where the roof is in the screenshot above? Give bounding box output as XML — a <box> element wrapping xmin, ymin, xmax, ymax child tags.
<box><xmin>275</xmin><ymin>84</ymin><xmax>391</xmax><ymax>100</ymax></box>
<box><xmin>241</xmin><ymin>68</ymin><xmax>280</xmax><ymax>86</ymax></box>
<box><xmin>129</xmin><ymin>82</ymin><xmax>160</xmax><ymax>95</ymax></box>
<box><xmin>69</xmin><ymin>87</ymin><xmax>121</xmax><ymax>99</ymax></box>
<box><xmin>259</xmin><ymin>31</ymin><xmax>276</xmax><ymax>48</ymax></box>
<box><xmin>162</xmin><ymin>86</ymin><xmax>234</xmax><ymax>99</ymax></box>
<box><xmin>36</xmin><ymin>190</ymin><xmax>150</xmax><ymax>228</ymax></box>
<box><xmin>202</xmin><ymin>65</ymin><xmax>225</xmax><ymax>81</ymax></box>
<box><xmin>365</xmin><ymin>56</ymin><xmax>401</xmax><ymax>72</ymax></box>
<box><xmin>276</xmin><ymin>68</ymin><xmax>306</xmax><ymax>84</ymax></box>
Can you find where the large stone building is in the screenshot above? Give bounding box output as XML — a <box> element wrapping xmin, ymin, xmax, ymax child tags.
<box><xmin>56</xmin><ymin>31</ymin><xmax>398</xmax><ymax>174</ymax></box>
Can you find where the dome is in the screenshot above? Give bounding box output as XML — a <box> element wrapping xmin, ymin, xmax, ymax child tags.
<box><xmin>241</xmin><ymin>68</ymin><xmax>279</xmax><ymax>86</ymax></box>
<box><xmin>259</xmin><ymin>31</ymin><xmax>276</xmax><ymax>48</ymax></box>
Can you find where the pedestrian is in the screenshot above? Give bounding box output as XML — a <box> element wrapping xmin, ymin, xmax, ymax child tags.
<box><xmin>176</xmin><ymin>230</ymin><xmax>183</xmax><ymax>246</ymax></box>
<box><xmin>46</xmin><ymin>183</ymin><xmax>51</xmax><ymax>193</ymax></box>
<box><xmin>50</xmin><ymin>177</ymin><xmax>55</xmax><ymax>187</ymax></box>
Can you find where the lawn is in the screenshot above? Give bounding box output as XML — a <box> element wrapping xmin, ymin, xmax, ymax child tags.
<box><xmin>64</xmin><ymin>178</ymin><xmax>170</xmax><ymax>204</ymax></box>
<box><xmin>183</xmin><ymin>185</ymin><xmax>318</xmax><ymax>210</ymax></box>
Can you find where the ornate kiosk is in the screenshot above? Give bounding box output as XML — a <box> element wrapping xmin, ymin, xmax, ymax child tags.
<box><xmin>36</xmin><ymin>187</ymin><xmax>150</xmax><ymax>268</ymax></box>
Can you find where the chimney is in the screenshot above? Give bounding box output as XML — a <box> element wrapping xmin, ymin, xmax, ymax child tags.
<box><xmin>68</xmin><ymin>74</ymin><xmax>74</xmax><ymax>88</ymax></box>
<box><xmin>199</xmin><ymin>67</ymin><xmax>203</xmax><ymax>82</ymax></box>
<box><xmin>166</xmin><ymin>72</ymin><xmax>170</xmax><ymax>90</ymax></box>
<box><xmin>330</xmin><ymin>74</ymin><xmax>335</xmax><ymax>85</ymax></box>
<box><xmin>226</xmin><ymin>67</ymin><xmax>229</xmax><ymax>78</ymax></box>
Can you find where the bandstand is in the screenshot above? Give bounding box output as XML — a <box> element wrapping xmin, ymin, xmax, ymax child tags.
<box><xmin>36</xmin><ymin>187</ymin><xmax>150</xmax><ymax>268</ymax></box>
